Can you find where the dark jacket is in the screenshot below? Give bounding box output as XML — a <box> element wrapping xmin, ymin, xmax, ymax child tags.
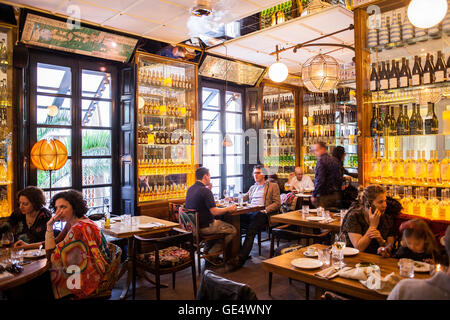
<box><xmin>313</xmin><ymin>153</ymin><xmax>342</xmax><ymax>197</ymax></box>
<box><xmin>196</xmin><ymin>270</ymin><xmax>258</xmax><ymax>300</ymax></box>
<box><xmin>0</xmin><ymin>207</ymin><xmax>51</xmax><ymax>243</ymax></box>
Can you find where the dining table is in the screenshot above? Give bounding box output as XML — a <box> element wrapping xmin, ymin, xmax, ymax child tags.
<box><xmin>262</xmin><ymin>244</ymin><xmax>431</xmax><ymax>300</ymax></box>
<box><xmin>99</xmin><ymin>215</ymin><xmax>179</xmax><ymax>300</ymax></box>
<box><xmin>0</xmin><ymin>249</ymin><xmax>49</xmax><ymax>292</ymax></box>
<box><xmin>270</xmin><ymin>210</ymin><xmax>342</xmax><ymax>233</ymax></box>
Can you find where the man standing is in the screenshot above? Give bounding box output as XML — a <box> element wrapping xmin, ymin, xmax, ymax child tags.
<box><xmin>185</xmin><ymin>167</ymin><xmax>237</xmax><ymax>263</ymax></box>
<box><xmin>288</xmin><ymin>166</ymin><xmax>314</xmax><ymax>192</ymax></box>
<box><xmin>228</xmin><ymin>165</ymin><xmax>281</xmax><ymax>270</ymax></box>
<box><xmin>311</xmin><ymin>141</ymin><xmax>341</xmax><ymax>209</ymax></box>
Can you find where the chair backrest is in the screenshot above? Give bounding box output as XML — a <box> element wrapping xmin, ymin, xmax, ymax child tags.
<box><xmin>178</xmin><ymin>206</ymin><xmax>198</xmax><ymax>235</ymax></box>
<box><xmin>196</xmin><ymin>270</ymin><xmax>258</xmax><ymax>300</ymax></box>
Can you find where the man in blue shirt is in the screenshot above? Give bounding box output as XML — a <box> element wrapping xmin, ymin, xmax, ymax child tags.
<box><xmin>185</xmin><ymin>167</ymin><xmax>237</xmax><ymax>262</ymax></box>
<box><xmin>311</xmin><ymin>141</ymin><xmax>342</xmax><ymax>209</ymax></box>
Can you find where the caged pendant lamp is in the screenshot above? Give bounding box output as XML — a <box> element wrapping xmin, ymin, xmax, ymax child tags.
<box><xmin>301</xmin><ymin>53</ymin><xmax>340</xmax><ymax>93</ymax></box>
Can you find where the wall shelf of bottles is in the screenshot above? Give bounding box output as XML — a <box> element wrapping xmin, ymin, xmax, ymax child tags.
<box><xmin>136</xmin><ymin>52</ymin><xmax>197</xmax><ymax>203</ymax></box>
<box><xmin>0</xmin><ymin>25</ymin><xmax>14</xmax><ymax>218</ymax></box>
<box><xmin>302</xmin><ymin>87</ymin><xmax>359</xmax><ymax>177</ymax></box>
<box><xmin>261</xmin><ymin>87</ymin><xmax>295</xmax><ymax>180</ymax></box>
<box><xmin>362</xmin><ymin>2</ymin><xmax>450</xmax><ymax>222</ymax></box>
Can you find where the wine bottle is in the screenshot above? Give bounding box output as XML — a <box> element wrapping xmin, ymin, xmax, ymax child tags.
<box><xmin>370</xmin><ymin>107</ymin><xmax>378</xmax><ymax>137</ymax></box>
<box><xmin>435</xmin><ymin>51</ymin><xmax>446</xmax><ymax>83</ymax></box>
<box><xmin>396</xmin><ymin>105</ymin><xmax>405</xmax><ymax>135</ymax></box>
<box><xmin>409</xmin><ymin>103</ymin><xmax>419</xmax><ymax>135</ymax></box>
<box><xmin>384</xmin><ymin>106</ymin><xmax>391</xmax><ymax>136</ymax></box>
<box><xmin>379</xmin><ymin>61</ymin><xmax>389</xmax><ymax>90</ymax></box>
<box><xmin>370</xmin><ymin>63</ymin><xmax>379</xmax><ymax>91</ymax></box>
<box><xmin>403</xmin><ymin>105</ymin><xmax>410</xmax><ymax>134</ymax></box>
<box><xmin>377</xmin><ymin>107</ymin><xmax>384</xmax><ymax>136</ymax></box>
<box><xmin>399</xmin><ymin>57</ymin><xmax>411</xmax><ymax>88</ymax></box>
<box><xmin>411</xmin><ymin>56</ymin><xmax>423</xmax><ymax>86</ymax></box>
<box><xmin>389</xmin><ymin>59</ymin><xmax>399</xmax><ymax>89</ymax></box>
<box><xmin>424</xmin><ymin>102</ymin><xmax>439</xmax><ymax>134</ymax></box>
<box><xmin>423</xmin><ymin>53</ymin><xmax>435</xmax><ymax>85</ymax></box>
<box><xmin>389</xmin><ymin>106</ymin><xmax>397</xmax><ymax>136</ymax></box>
<box><xmin>416</xmin><ymin>104</ymin><xmax>424</xmax><ymax>134</ymax></box>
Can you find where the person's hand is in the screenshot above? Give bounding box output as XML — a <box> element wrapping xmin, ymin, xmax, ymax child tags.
<box><xmin>366</xmin><ymin>228</ymin><xmax>383</xmax><ymax>241</ymax></box>
<box><xmin>47</xmin><ymin>211</ymin><xmax>63</xmax><ymax>230</ymax></box>
<box><xmin>377</xmin><ymin>246</ymin><xmax>391</xmax><ymax>257</ymax></box>
<box><xmin>368</xmin><ymin>207</ymin><xmax>381</xmax><ymax>228</ymax></box>
<box><xmin>227</xmin><ymin>204</ymin><xmax>237</xmax><ymax>213</ymax></box>
<box><xmin>13</xmin><ymin>240</ymin><xmax>27</xmax><ymax>249</ymax></box>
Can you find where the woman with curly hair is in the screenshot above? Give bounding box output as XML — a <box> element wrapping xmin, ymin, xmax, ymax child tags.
<box><xmin>0</xmin><ymin>186</ymin><xmax>52</xmax><ymax>248</ymax></box>
<box><xmin>341</xmin><ymin>184</ymin><xmax>403</xmax><ymax>256</ymax></box>
<box><xmin>45</xmin><ymin>189</ymin><xmax>113</xmax><ymax>299</ymax></box>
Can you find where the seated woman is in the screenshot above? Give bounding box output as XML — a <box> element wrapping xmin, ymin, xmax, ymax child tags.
<box><xmin>0</xmin><ymin>186</ymin><xmax>51</xmax><ymax>249</ymax></box>
<box><xmin>45</xmin><ymin>190</ymin><xmax>113</xmax><ymax>299</ymax></box>
<box><xmin>341</xmin><ymin>184</ymin><xmax>402</xmax><ymax>256</ymax></box>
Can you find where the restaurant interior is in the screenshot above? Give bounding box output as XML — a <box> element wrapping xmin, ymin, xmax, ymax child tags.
<box><xmin>0</xmin><ymin>0</ymin><xmax>450</xmax><ymax>303</ymax></box>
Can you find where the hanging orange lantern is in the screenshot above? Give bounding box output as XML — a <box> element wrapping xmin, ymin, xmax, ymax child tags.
<box><xmin>30</xmin><ymin>138</ymin><xmax>68</xmax><ymax>171</ymax></box>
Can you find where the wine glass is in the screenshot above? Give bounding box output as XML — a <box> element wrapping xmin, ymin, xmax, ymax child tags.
<box><xmin>1</xmin><ymin>231</ymin><xmax>14</xmax><ymax>248</ymax></box>
<box><xmin>332</xmin><ymin>233</ymin><xmax>346</xmax><ymax>268</ymax></box>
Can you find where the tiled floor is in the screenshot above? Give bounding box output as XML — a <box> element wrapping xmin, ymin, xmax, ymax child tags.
<box><xmin>110</xmin><ymin>233</ymin><xmax>316</xmax><ymax>300</ymax></box>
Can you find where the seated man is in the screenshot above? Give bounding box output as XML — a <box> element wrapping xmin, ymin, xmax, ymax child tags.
<box><xmin>288</xmin><ymin>166</ymin><xmax>314</xmax><ymax>192</ymax></box>
<box><xmin>228</xmin><ymin>165</ymin><xmax>281</xmax><ymax>270</ymax></box>
<box><xmin>388</xmin><ymin>225</ymin><xmax>450</xmax><ymax>300</ymax></box>
<box><xmin>185</xmin><ymin>167</ymin><xmax>237</xmax><ymax>263</ymax></box>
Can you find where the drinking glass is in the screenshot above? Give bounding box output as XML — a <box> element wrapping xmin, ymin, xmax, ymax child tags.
<box><xmin>302</xmin><ymin>205</ymin><xmax>309</xmax><ymax>219</ymax></box>
<box><xmin>122</xmin><ymin>214</ymin><xmax>132</xmax><ymax>226</ymax></box>
<box><xmin>1</xmin><ymin>231</ymin><xmax>14</xmax><ymax>248</ymax></box>
<box><xmin>11</xmin><ymin>249</ymin><xmax>24</xmax><ymax>265</ymax></box>
<box><xmin>332</xmin><ymin>233</ymin><xmax>346</xmax><ymax>268</ymax></box>
<box><xmin>399</xmin><ymin>258</ymin><xmax>414</xmax><ymax>278</ymax></box>
<box><xmin>317</xmin><ymin>248</ymin><xmax>331</xmax><ymax>266</ymax></box>
<box><xmin>317</xmin><ymin>207</ymin><xmax>325</xmax><ymax>217</ymax></box>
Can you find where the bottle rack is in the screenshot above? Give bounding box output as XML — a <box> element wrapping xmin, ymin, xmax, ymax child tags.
<box><xmin>302</xmin><ymin>88</ymin><xmax>359</xmax><ymax>178</ymax></box>
<box><xmin>261</xmin><ymin>88</ymin><xmax>295</xmax><ymax>180</ymax></box>
<box><xmin>136</xmin><ymin>53</ymin><xmax>197</xmax><ymax>203</ymax></box>
<box><xmin>0</xmin><ymin>25</ymin><xmax>14</xmax><ymax>218</ymax></box>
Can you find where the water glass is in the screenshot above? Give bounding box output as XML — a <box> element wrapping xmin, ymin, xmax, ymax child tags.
<box><xmin>123</xmin><ymin>214</ymin><xmax>132</xmax><ymax>226</ymax></box>
<box><xmin>131</xmin><ymin>216</ymin><xmax>139</xmax><ymax>228</ymax></box>
<box><xmin>317</xmin><ymin>207</ymin><xmax>325</xmax><ymax>217</ymax></box>
<box><xmin>399</xmin><ymin>258</ymin><xmax>414</xmax><ymax>278</ymax></box>
<box><xmin>317</xmin><ymin>248</ymin><xmax>331</xmax><ymax>266</ymax></box>
<box><xmin>11</xmin><ymin>249</ymin><xmax>24</xmax><ymax>265</ymax></box>
<box><xmin>302</xmin><ymin>205</ymin><xmax>309</xmax><ymax>219</ymax></box>
<box><xmin>332</xmin><ymin>233</ymin><xmax>346</xmax><ymax>268</ymax></box>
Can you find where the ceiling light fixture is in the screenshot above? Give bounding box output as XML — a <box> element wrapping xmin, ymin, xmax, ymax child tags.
<box><xmin>301</xmin><ymin>53</ymin><xmax>340</xmax><ymax>93</ymax></box>
<box><xmin>408</xmin><ymin>0</ymin><xmax>447</xmax><ymax>29</ymax></box>
<box><xmin>269</xmin><ymin>45</ymin><xmax>288</xmax><ymax>83</ymax></box>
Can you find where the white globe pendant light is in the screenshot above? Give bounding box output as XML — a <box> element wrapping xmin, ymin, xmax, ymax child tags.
<box><xmin>269</xmin><ymin>62</ymin><xmax>288</xmax><ymax>82</ymax></box>
<box><xmin>408</xmin><ymin>0</ymin><xmax>448</xmax><ymax>29</ymax></box>
<box><xmin>269</xmin><ymin>45</ymin><xmax>288</xmax><ymax>83</ymax></box>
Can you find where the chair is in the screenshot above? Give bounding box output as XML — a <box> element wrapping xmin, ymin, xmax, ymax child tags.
<box><xmin>321</xmin><ymin>291</ymin><xmax>351</xmax><ymax>300</ymax></box>
<box><xmin>268</xmin><ymin>224</ymin><xmax>331</xmax><ymax>298</ymax></box>
<box><xmin>132</xmin><ymin>228</ymin><xmax>197</xmax><ymax>300</ymax></box>
<box><xmin>84</xmin><ymin>242</ymin><xmax>122</xmax><ymax>300</ymax></box>
<box><xmin>196</xmin><ymin>270</ymin><xmax>257</xmax><ymax>300</ymax></box>
<box><xmin>178</xmin><ymin>206</ymin><xmax>227</xmax><ymax>275</ymax></box>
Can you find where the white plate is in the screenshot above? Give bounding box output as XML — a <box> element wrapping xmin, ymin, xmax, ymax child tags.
<box><xmin>291</xmin><ymin>258</ymin><xmax>323</xmax><ymax>269</ymax></box>
<box><xmin>138</xmin><ymin>223</ymin><xmax>163</xmax><ymax>230</ymax></box>
<box><xmin>343</xmin><ymin>247</ymin><xmax>359</xmax><ymax>256</ymax></box>
<box><xmin>397</xmin><ymin>261</ymin><xmax>431</xmax><ymax>273</ymax></box>
<box><xmin>23</xmin><ymin>249</ymin><xmax>45</xmax><ymax>259</ymax></box>
<box><xmin>306</xmin><ymin>216</ymin><xmax>325</xmax><ymax>222</ymax></box>
<box><xmin>303</xmin><ymin>251</ymin><xmax>318</xmax><ymax>257</ymax></box>
<box><xmin>356</xmin><ymin>262</ymin><xmax>379</xmax><ymax>270</ymax></box>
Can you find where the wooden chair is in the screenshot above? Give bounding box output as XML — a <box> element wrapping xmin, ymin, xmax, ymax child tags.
<box><xmin>268</xmin><ymin>224</ymin><xmax>331</xmax><ymax>298</ymax></box>
<box><xmin>132</xmin><ymin>228</ymin><xmax>197</xmax><ymax>300</ymax></box>
<box><xmin>178</xmin><ymin>206</ymin><xmax>227</xmax><ymax>275</ymax></box>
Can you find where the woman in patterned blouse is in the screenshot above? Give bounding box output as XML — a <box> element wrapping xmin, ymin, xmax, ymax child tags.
<box><xmin>45</xmin><ymin>189</ymin><xmax>112</xmax><ymax>299</ymax></box>
<box><xmin>0</xmin><ymin>186</ymin><xmax>51</xmax><ymax>249</ymax></box>
<box><xmin>341</xmin><ymin>184</ymin><xmax>402</xmax><ymax>256</ymax></box>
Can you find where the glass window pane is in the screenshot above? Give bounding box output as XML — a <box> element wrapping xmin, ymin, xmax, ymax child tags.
<box><xmin>202</xmin><ymin>110</ymin><xmax>220</xmax><ymax>132</ymax></box>
<box><xmin>37</xmin><ymin>63</ymin><xmax>71</xmax><ymax>95</ymax></box>
<box><xmin>82</xmin><ymin>186</ymin><xmax>112</xmax><ymax>211</ymax></box>
<box><xmin>226</xmin><ymin>176</ymin><xmax>243</xmax><ymax>195</ymax></box>
<box><xmin>37</xmin><ymin>95</ymin><xmax>72</xmax><ymax>125</ymax></box>
<box><xmin>37</xmin><ymin>160</ymin><xmax>72</xmax><ymax>189</ymax></box>
<box><xmin>37</xmin><ymin>127</ymin><xmax>72</xmax><ymax>157</ymax></box>
<box><xmin>203</xmin><ymin>133</ymin><xmax>222</xmax><ymax>155</ymax></box>
<box><xmin>82</xmin><ymin>70</ymin><xmax>111</xmax><ymax>99</ymax></box>
<box><xmin>210</xmin><ymin>178</ymin><xmax>221</xmax><ymax>198</ymax></box>
<box><xmin>225</xmin><ymin>134</ymin><xmax>244</xmax><ymax>155</ymax></box>
<box><xmin>82</xmin><ymin>100</ymin><xmax>111</xmax><ymax>127</ymax></box>
<box><xmin>82</xmin><ymin>130</ymin><xmax>111</xmax><ymax>156</ymax></box>
<box><xmin>82</xmin><ymin>158</ymin><xmax>112</xmax><ymax>186</ymax></box>
<box><xmin>226</xmin><ymin>92</ymin><xmax>242</xmax><ymax>112</ymax></box>
<box><xmin>202</xmin><ymin>88</ymin><xmax>220</xmax><ymax>110</ymax></box>
<box><xmin>226</xmin><ymin>113</ymin><xmax>243</xmax><ymax>133</ymax></box>
<box><xmin>226</xmin><ymin>155</ymin><xmax>243</xmax><ymax>175</ymax></box>
<box><xmin>202</xmin><ymin>156</ymin><xmax>221</xmax><ymax>177</ymax></box>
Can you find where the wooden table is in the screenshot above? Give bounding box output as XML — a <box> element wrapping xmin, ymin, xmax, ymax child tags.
<box><xmin>100</xmin><ymin>215</ymin><xmax>179</xmax><ymax>300</ymax></box>
<box><xmin>270</xmin><ymin>210</ymin><xmax>342</xmax><ymax>232</ymax></box>
<box><xmin>262</xmin><ymin>244</ymin><xmax>431</xmax><ymax>300</ymax></box>
<box><xmin>221</xmin><ymin>204</ymin><xmax>265</xmax><ymax>257</ymax></box>
<box><xmin>0</xmin><ymin>257</ymin><xmax>49</xmax><ymax>291</ymax></box>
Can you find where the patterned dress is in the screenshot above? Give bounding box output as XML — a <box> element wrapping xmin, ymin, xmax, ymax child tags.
<box><xmin>50</xmin><ymin>218</ymin><xmax>112</xmax><ymax>299</ymax></box>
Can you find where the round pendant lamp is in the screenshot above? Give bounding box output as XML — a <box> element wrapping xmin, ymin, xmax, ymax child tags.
<box><xmin>408</xmin><ymin>0</ymin><xmax>448</xmax><ymax>29</ymax></box>
<box><xmin>31</xmin><ymin>138</ymin><xmax>68</xmax><ymax>171</ymax></box>
<box><xmin>269</xmin><ymin>45</ymin><xmax>288</xmax><ymax>83</ymax></box>
<box><xmin>301</xmin><ymin>53</ymin><xmax>340</xmax><ymax>93</ymax></box>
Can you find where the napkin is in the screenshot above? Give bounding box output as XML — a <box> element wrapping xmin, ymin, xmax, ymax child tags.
<box><xmin>360</xmin><ymin>272</ymin><xmax>401</xmax><ymax>295</ymax></box>
<box><xmin>315</xmin><ymin>266</ymin><xmax>352</xmax><ymax>280</ymax></box>
<box><xmin>338</xmin><ymin>267</ymin><xmax>374</xmax><ymax>281</ymax></box>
